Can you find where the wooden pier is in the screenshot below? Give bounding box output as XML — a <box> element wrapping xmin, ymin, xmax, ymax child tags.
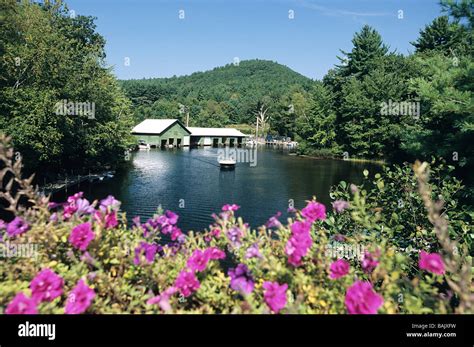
<box><xmin>40</xmin><ymin>171</ymin><xmax>115</xmax><ymax>195</ymax></box>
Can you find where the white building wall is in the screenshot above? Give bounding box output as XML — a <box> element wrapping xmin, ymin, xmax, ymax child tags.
<box><xmin>183</xmin><ymin>136</ymin><xmax>190</xmax><ymax>146</ymax></box>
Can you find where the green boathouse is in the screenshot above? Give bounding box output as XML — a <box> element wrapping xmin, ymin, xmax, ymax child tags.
<box><xmin>131</xmin><ymin>119</ymin><xmax>191</xmax><ymax>147</ymax></box>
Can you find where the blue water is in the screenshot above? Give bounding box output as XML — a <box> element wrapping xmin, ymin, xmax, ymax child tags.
<box><xmin>54</xmin><ymin>148</ymin><xmax>380</xmax><ymax>232</ymax></box>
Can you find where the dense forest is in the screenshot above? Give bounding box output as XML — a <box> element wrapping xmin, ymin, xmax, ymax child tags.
<box><xmin>120</xmin><ymin>59</ymin><xmax>313</xmax><ymax>128</ymax></box>
<box><xmin>0</xmin><ymin>0</ymin><xmax>134</xmax><ymax>177</ymax></box>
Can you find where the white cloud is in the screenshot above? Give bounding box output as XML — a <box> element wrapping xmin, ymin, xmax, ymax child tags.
<box><xmin>295</xmin><ymin>0</ymin><xmax>393</xmax><ymax>17</ymax></box>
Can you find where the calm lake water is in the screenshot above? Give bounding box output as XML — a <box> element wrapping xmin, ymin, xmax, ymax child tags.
<box><xmin>55</xmin><ymin>148</ymin><xmax>381</xmax><ymax>232</ymax></box>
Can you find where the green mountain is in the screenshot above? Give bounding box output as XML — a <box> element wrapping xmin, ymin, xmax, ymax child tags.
<box><xmin>120</xmin><ymin>59</ymin><xmax>314</xmax><ymax>127</ymax></box>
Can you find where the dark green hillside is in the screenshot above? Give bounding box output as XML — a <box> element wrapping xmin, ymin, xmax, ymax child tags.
<box><xmin>120</xmin><ymin>59</ymin><xmax>314</xmax><ymax>127</ymax></box>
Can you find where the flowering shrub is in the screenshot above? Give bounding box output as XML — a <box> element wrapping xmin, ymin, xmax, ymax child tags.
<box><xmin>0</xmin><ymin>136</ymin><xmax>472</xmax><ymax>314</ymax></box>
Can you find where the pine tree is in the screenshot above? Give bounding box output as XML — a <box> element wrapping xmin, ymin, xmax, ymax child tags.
<box><xmin>411</xmin><ymin>16</ymin><xmax>469</xmax><ymax>55</ymax></box>
<box><xmin>295</xmin><ymin>83</ymin><xmax>338</xmax><ymax>153</ymax></box>
<box><xmin>441</xmin><ymin>0</ymin><xmax>474</xmax><ymax>29</ymax></box>
<box><xmin>338</xmin><ymin>25</ymin><xmax>388</xmax><ymax>78</ymax></box>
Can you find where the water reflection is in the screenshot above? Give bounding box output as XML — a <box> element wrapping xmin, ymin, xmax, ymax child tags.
<box><xmin>54</xmin><ymin>148</ymin><xmax>381</xmax><ymax>232</ymax></box>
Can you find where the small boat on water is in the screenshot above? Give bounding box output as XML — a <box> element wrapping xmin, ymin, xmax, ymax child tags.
<box><xmin>287</xmin><ymin>141</ymin><xmax>298</xmax><ymax>149</ymax></box>
<box><xmin>138</xmin><ymin>140</ymin><xmax>151</xmax><ymax>150</ymax></box>
<box><xmin>246</xmin><ymin>140</ymin><xmax>256</xmax><ymax>148</ymax></box>
<box><xmin>219</xmin><ymin>159</ymin><xmax>236</xmax><ymax>170</ymax></box>
<box><xmin>138</xmin><ymin>144</ymin><xmax>150</xmax><ymax>150</ymax></box>
<box><xmin>98</xmin><ymin>171</ymin><xmax>115</xmax><ymax>181</ymax></box>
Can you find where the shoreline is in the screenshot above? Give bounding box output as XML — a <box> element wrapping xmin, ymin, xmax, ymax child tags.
<box><xmin>38</xmin><ymin>170</ymin><xmax>116</xmax><ymax>195</ymax></box>
<box><xmin>297</xmin><ymin>154</ymin><xmax>386</xmax><ymax>165</ymax></box>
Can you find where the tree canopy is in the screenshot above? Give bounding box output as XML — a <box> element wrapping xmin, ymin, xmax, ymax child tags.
<box><xmin>0</xmin><ymin>0</ymin><xmax>134</xmax><ymax>176</ymax></box>
<box><xmin>120</xmin><ymin>59</ymin><xmax>313</xmax><ymax>128</ymax></box>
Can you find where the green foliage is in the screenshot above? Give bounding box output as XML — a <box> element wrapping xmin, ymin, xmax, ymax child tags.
<box><xmin>319</xmin><ymin>6</ymin><xmax>473</xmax><ymax>200</ymax></box>
<box><xmin>441</xmin><ymin>0</ymin><xmax>474</xmax><ymax>29</ymax></box>
<box><xmin>337</xmin><ymin>24</ymin><xmax>389</xmax><ymax>78</ymax></box>
<box><xmin>330</xmin><ymin>161</ymin><xmax>472</xmax><ymax>256</ymax></box>
<box><xmin>295</xmin><ymin>83</ymin><xmax>339</xmax><ymax>153</ymax></box>
<box><xmin>0</xmin><ymin>0</ymin><xmax>134</xmax><ymax>174</ymax></box>
<box><xmin>401</xmin><ymin>53</ymin><xmax>474</xmax><ymax>200</ymax></box>
<box><xmin>411</xmin><ymin>16</ymin><xmax>471</xmax><ymax>55</ymax></box>
<box><xmin>337</xmin><ymin>54</ymin><xmax>420</xmax><ymax>159</ymax></box>
<box><xmin>120</xmin><ymin>59</ymin><xmax>313</xmax><ymax>128</ymax></box>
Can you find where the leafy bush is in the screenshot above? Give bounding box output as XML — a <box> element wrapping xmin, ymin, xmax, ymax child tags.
<box><xmin>329</xmin><ymin>160</ymin><xmax>473</xmax><ymax>258</ymax></box>
<box><xmin>296</xmin><ymin>143</ymin><xmax>340</xmax><ymax>159</ymax></box>
<box><xmin>0</xmin><ymin>136</ymin><xmax>472</xmax><ymax>314</ymax></box>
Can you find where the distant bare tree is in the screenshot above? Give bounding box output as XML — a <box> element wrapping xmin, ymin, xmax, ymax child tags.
<box><xmin>255</xmin><ymin>104</ymin><xmax>269</xmax><ymax>141</ymax></box>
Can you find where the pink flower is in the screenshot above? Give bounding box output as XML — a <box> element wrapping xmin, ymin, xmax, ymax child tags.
<box><xmin>263</xmin><ymin>281</ymin><xmax>288</xmax><ymax>314</ymax></box>
<box><xmin>30</xmin><ymin>269</ymin><xmax>64</xmax><ymax>302</ymax></box>
<box><xmin>147</xmin><ymin>286</ymin><xmax>177</xmax><ymax>312</ymax></box>
<box><xmin>69</xmin><ymin>222</ymin><xmax>95</xmax><ymax>251</ymax></box>
<box><xmin>329</xmin><ymin>259</ymin><xmax>350</xmax><ymax>279</ymax></box>
<box><xmin>332</xmin><ymin>200</ymin><xmax>349</xmax><ymax>213</ymax></box>
<box><xmin>93</xmin><ymin>210</ymin><xmax>119</xmax><ymax>230</ymax></box>
<box><xmin>345</xmin><ymin>281</ymin><xmax>383</xmax><ymax>314</ymax></box>
<box><xmin>301</xmin><ymin>201</ymin><xmax>326</xmax><ymax>222</ymax></box>
<box><xmin>245</xmin><ymin>243</ymin><xmax>263</xmax><ymax>259</ymax></box>
<box><xmin>170</xmin><ymin>226</ymin><xmax>183</xmax><ymax>241</ymax></box>
<box><xmin>150</xmin><ymin>211</ymin><xmax>179</xmax><ymax>237</ymax></box>
<box><xmin>222</xmin><ymin>204</ymin><xmax>240</xmax><ymax>212</ymax></box>
<box><xmin>204</xmin><ymin>247</ymin><xmax>226</xmax><ymax>260</ymax></box>
<box><xmin>266</xmin><ymin>212</ymin><xmax>282</xmax><ymax>228</ymax></box>
<box><xmin>174</xmin><ymin>270</ymin><xmax>200</xmax><ymax>297</ymax></box>
<box><xmin>75</xmin><ymin>198</ymin><xmax>95</xmax><ymax>216</ymax></box>
<box><xmin>362</xmin><ymin>250</ymin><xmax>380</xmax><ymax>273</ymax></box>
<box><xmin>6</xmin><ymin>217</ymin><xmax>29</xmax><ymax>237</ymax></box>
<box><xmin>419</xmin><ymin>251</ymin><xmax>445</xmax><ymax>275</ymax></box>
<box><xmin>226</xmin><ymin>226</ymin><xmax>244</xmax><ymax>248</ymax></box>
<box><xmin>63</xmin><ymin>192</ymin><xmax>94</xmax><ymax>219</ymax></box>
<box><xmin>67</xmin><ymin>192</ymin><xmax>84</xmax><ymax>204</ymax></box>
<box><xmin>209</xmin><ymin>228</ymin><xmax>221</xmax><ymax>238</ymax></box>
<box><xmin>285</xmin><ymin>220</ymin><xmax>312</xmax><ymax>266</ymax></box>
<box><xmin>187</xmin><ymin>250</ymin><xmax>210</xmax><ymax>272</ymax></box>
<box><xmin>228</xmin><ymin>264</ymin><xmax>254</xmax><ymax>295</ymax></box>
<box><xmin>134</xmin><ymin>242</ymin><xmax>158</xmax><ymax>265</ymax></box>
<box><xmin>5</xmin><ymin>293</ymin><xmax>38</xmax><ymax>314</ymax></box>
<box><xmin>164</xmin><ymin>210</ymin><xmax>179</xmax><ymax>225</ymax></box>
<box><xmin>80</xmin><ymin>251</ymin><xmax>96</xmax><ymax>266</ymax></box>
<box><xmin>65</xmin><ymin>279</ymin><xmax>95</xmax><ymax>314</ymax></box>
<box><xmin>104</xmin><ymin>211</ymin><xmax>118</xmax><ymax>229</ymax></box>
<box><xmin>99</xmin><ymin>195</ymin><xmax>121</xmax><ymax>212</ymax></box>
<box><xmin>50</xmin><ymin>213</ymin><xmax>59</xmax><ymax>223</ymax></box>
<box><xmin>63</xmin><ymin>204</ymin><xmax>77</xmax><ymax>220</ymax></box>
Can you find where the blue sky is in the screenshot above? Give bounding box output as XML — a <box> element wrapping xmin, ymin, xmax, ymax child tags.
<box><xmin>65</xmin><ymin>0</ymin><xmax>443</xmax><ymax>80</ymax></box>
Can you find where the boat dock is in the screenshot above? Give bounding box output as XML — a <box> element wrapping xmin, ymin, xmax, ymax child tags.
<box><xmin>40</xmin><ymin>171</ymin><xmax>115</xmax><ymax>195</ymax></box>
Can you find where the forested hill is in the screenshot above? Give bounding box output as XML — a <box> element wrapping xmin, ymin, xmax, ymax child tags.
<box><xmin>119</xmin><ymin>59</ymin><xmax>314</xmax><ymax>126</ymax></box>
